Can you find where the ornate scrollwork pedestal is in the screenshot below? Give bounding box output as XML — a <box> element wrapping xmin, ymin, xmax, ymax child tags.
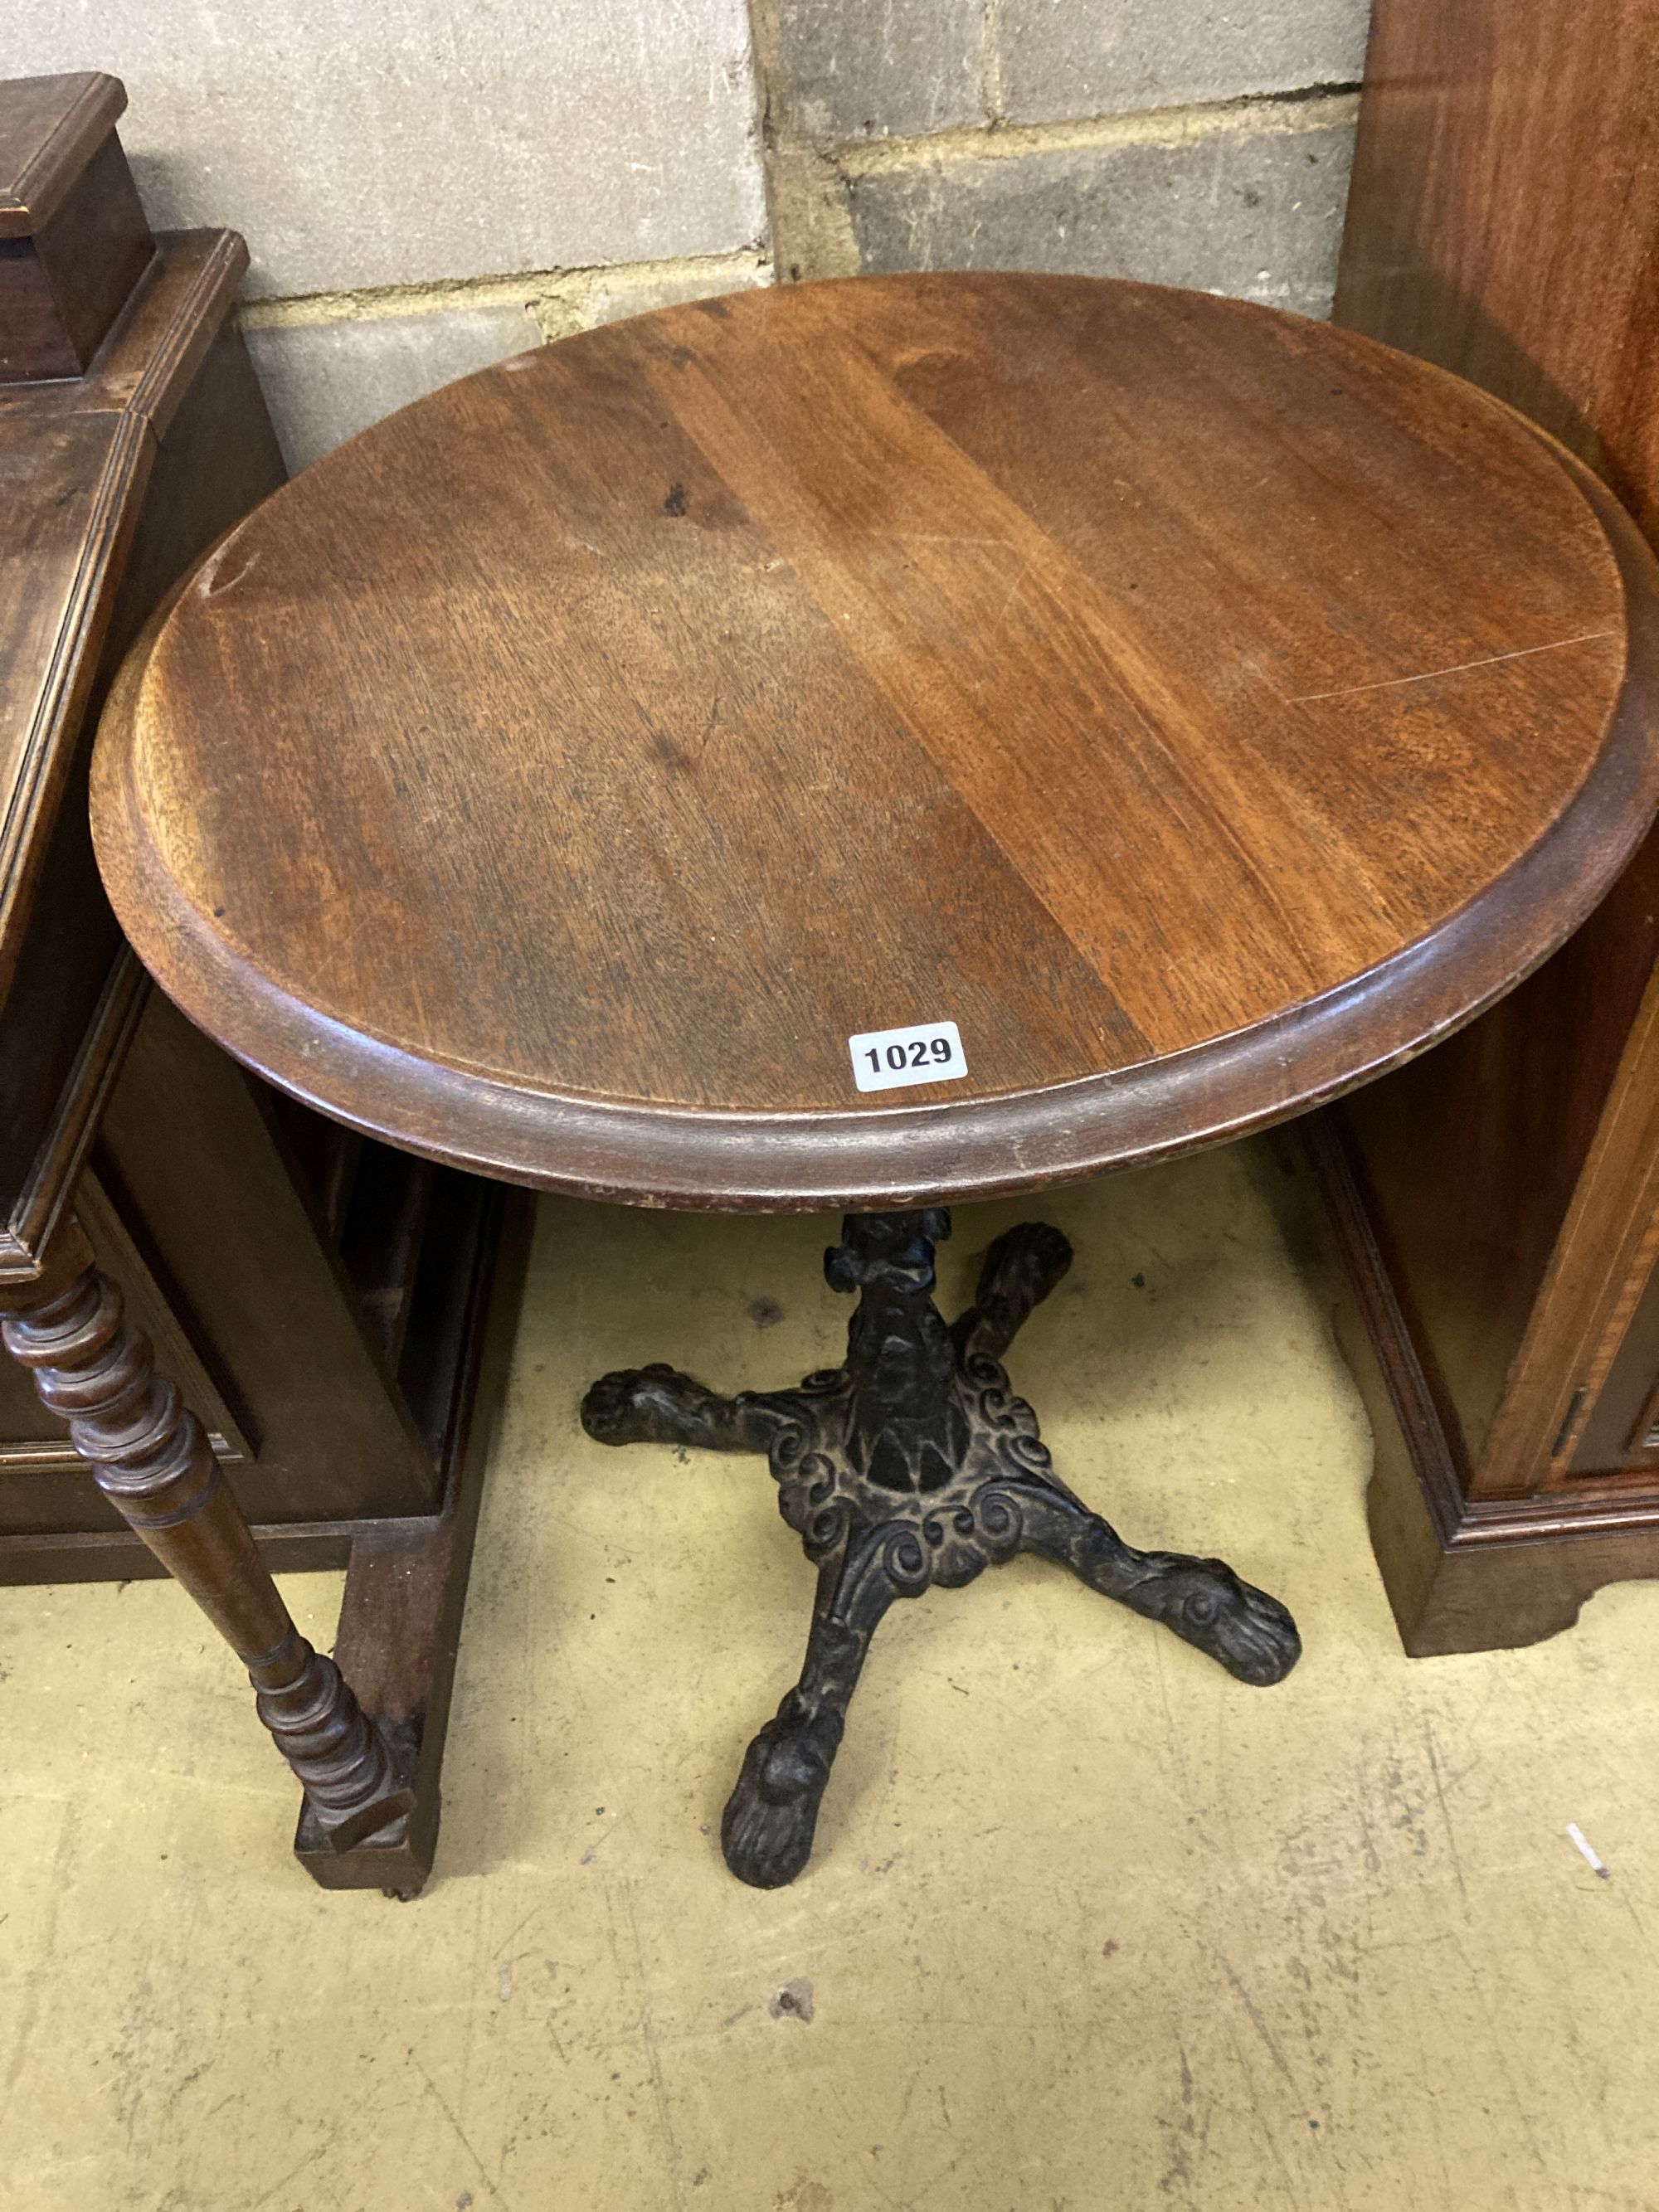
<box><xmin>581</xmin><ymin>1210</ymin><xmax>1301</xmax><ymax>1888</ymax></box>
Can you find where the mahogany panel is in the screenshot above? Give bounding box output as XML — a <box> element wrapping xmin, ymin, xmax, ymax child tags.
<box><xmin>1336</xmin><ymin>0</ymin><xmax>1659</xmax><ymax>534</ymax></box>
<box><xmin>1333</xmin><ymin>829</ymin><xmax>1659</xmax><ymax>1482</ymax></box>
<box><xmin>1334</xmin><ymin>0</ymin><xmax>1659</xmax><ymax>1500</ymax></box>
<box><xmin>1319</xmin><ymin>0</ymin><xmax>1659</xmax><ymax>1647</ymax></box>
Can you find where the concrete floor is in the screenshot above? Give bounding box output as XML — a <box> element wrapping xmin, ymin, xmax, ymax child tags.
<box><xmin>3</xmin><ymin>1138</ymin><xmax>1658</xmax><ymax>2210</ymax></box>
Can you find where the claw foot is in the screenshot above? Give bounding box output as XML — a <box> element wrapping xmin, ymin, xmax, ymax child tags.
<box><xmin>720</xmin><ymin>1697</ymin><xmax>840</xmax><ymax>1889</ymax></box>
<box><xmin>580</xmin><ymin>1363</ymin><xmax>716</xmax><ymax>1448</ymax></box>
<box><xmin>1142</xmin><ymin>1555</ymin><xmax>1301</xmax><ymax>1685</ymax></box>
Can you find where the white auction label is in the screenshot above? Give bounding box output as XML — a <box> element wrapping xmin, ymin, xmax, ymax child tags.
<box><xmin>848</xmin><ymin>1019</ymin><xmax>968</xmax><ymax>1093</ymax></box>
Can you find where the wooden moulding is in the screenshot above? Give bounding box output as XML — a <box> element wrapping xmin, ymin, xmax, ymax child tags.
<box><xmin>0</xmin><ymin>73</ymin><xmax>155</xmax><ymax>382</ymax></box>
<box><xmin>1306</xmin><ymin>1111</ymin><xmax>1659</xmax><ymax>1655</ymax></box>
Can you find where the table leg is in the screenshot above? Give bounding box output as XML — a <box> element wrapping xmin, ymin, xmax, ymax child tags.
<box><xmin>721</xmin><ymin>1531</ymin><xmax>900</xmax><ymax>1889</ymax></box>
<box><xmin>0</xmin><ymin>1218</ymin><xmax>412</xmax><ymax>1855</ymax></box>
<box><xmin>583</xmin><ymin>1208</ymin><xmax>1301</xmax><ymax>1887</ymax></box>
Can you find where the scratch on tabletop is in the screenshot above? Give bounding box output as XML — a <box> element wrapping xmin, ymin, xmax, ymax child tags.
<box><xmin>1283</xmin><ymin>629</ymin><xmax>1617</xmax><ymax>704</ymax></box>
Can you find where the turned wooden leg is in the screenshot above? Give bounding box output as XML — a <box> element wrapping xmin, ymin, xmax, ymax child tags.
<box><xmin>0</xmin><ymin>1219</ymin><xmax>411</xmax><ymax>1853</ymax></box>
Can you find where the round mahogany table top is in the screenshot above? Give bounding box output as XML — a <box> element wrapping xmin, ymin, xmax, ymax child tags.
<box><xmin>91</xmin><ymin>273</ymin><xmax>1659</xmax><ymax>1210</ymax></box>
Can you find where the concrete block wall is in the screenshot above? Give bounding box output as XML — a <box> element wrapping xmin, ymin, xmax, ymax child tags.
<box><xmin>757</xmin><ymin>0</ymin><xmax>1369</xmax><ymax>314</ymax></box>
<box><xmin>9</xmin><ymin>0</ymin><xmax>1370</xmax><ymax>472</ymax></box>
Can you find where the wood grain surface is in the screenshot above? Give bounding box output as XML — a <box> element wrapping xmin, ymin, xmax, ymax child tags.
<box><xmin>1332</xmin><ymin>0</ymin><xmax>1659</xmax><ymax>1519</ymax></box>
<box><xmin>1335</xmin><ymin>0</ymin><xmax>1659</xmax><ymax>546</ymax></box>
<box><xmin>90</xmin><ymin>274</ymin><xmax>1659</xmax><ymax>1209</ymax></box>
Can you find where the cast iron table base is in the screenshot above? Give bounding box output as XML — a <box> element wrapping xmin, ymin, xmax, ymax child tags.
<box><xmin>581</xmin><ymin>1209</ymin><xmax>1301</xmax><ymax>1887</ymax></box>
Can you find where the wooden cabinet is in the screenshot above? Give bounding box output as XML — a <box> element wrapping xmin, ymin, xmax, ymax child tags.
<box><xmin>0</xmin><ymin>990</ymin><xmax>504</xmax><ymax>1578</ymax></box>
<box><xmin>1311</xmin><ymin>0</ymin><xmax>1659</xmax><ymax>1651</ymax></box>
<box><xmin>0</xmin><ymin>71</ymin><xmax>523</xmax><ymax>1889</ymax></box>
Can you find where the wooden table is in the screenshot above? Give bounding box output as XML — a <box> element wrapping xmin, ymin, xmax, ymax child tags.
<box><xmin>70</xmin><ymin>273</ymin><xmax>1659</xmax><ymax>1889</ymax></box>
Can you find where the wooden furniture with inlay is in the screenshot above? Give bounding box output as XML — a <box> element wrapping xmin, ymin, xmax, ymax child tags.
<box><xmin>1315</xmin><ymin>0</ymin><xmax>1659</xmax><ymax>1654</ymax></box>
<box><xmin>0</xmin><ymin>70</ymin><xmax>524</xmax><ymax>1895</ymax></box>
<box><xmin>88</xmin><ymin>272</ymin><xmax>1659</xmax><ymax>1885</ymax></box>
